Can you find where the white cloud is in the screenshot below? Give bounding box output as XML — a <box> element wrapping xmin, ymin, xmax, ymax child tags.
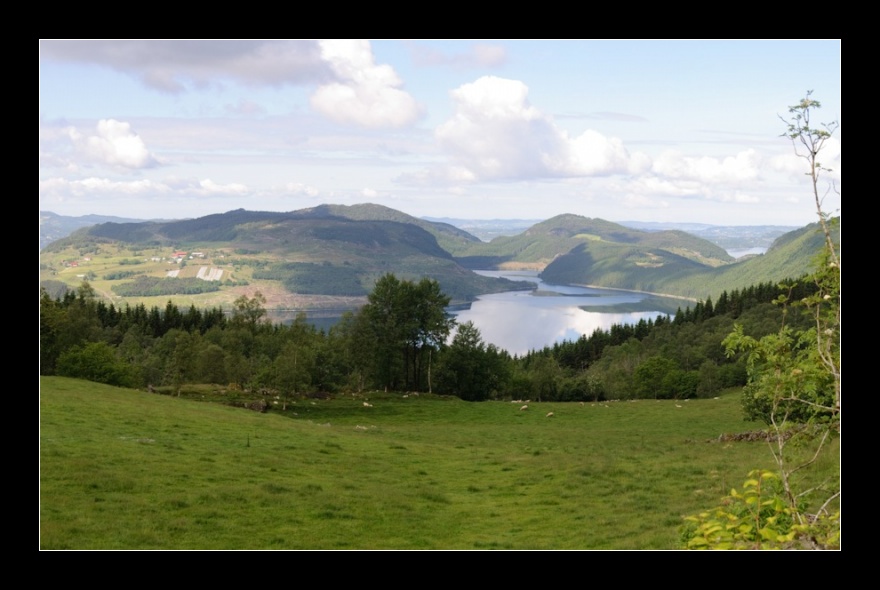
<box><xmin>770</xmin><ymin>137</ymin><xmax>841</xmax><ymax>181</ymax></box>
<box><xmin>652</xmin><ymin>149</ymin><xmax>760</xmax><ymax>184</ymax></box>
<box><xmin>277</xmin><ymin>182</ymin><xmax>320</xmax><ymax>197</ymax></box>
<box><xmin>197</xmin><ymin>179</ymin><xmax>248</xmax><ymax>195</ymax></box>
<box><xmin>431</xmin><ymin>76</ymin><xmax>648</xmax><ymax>182</ymax></box>
<box><xmin>65</xmin><ymin>119</ymin><xmax>159</xmax><ymax>170</ymax></box>
<box><xmin>310</xmin><ymin>40</ymin><xmax>422</xmax><ymax>128</ymax></box>
<box><xmin>562</xmin><ymin>130</ymin><xmax>651</xmax><ymax>176</ymax></box>
<box><xmin>622</xmin><ymin>176</ymin><xmax>703</xmax><ymax>198</ymax></box>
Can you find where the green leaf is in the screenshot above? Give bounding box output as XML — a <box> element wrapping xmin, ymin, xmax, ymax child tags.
<box><xmin>759</xmin><ymin>527</ymin><xmax>778</xmax><ymax>541</ymax></box>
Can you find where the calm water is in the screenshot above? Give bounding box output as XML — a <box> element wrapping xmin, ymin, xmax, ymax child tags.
<box><xmin>727</xmin><ymin>247</ymin><xmax>767</xmax><ymax>259</ymax></box>
<box><xmin>449</xmin><ymin>270</ymin><xmax>684</xmax><ymax>355</ymax></box>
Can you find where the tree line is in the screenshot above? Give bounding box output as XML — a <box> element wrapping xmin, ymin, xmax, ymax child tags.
<box><xmin>40</xmin><ymin>271</ymin><xmax>818</xmax><ymax>404</ymax></box>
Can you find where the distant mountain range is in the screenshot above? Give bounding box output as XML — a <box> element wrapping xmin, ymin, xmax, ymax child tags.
<box><xmin>39</xmin><ymin>211</ymin><xmax>172</xmax><ymax>251</ymax></box>
<box><xmin>39</xmin><ymin>205</ymin><xmax>832</xmax><ymax>310</ymax></box>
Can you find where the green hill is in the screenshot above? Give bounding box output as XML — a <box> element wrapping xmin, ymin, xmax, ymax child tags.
<box><xmin>39</xmin><ymin>208</ymin><xmax>530</xmax><ymax>307</ymax></box>
<box><xmin>297</xmin><ymin>203</ymin><xmax>483</xmax><ymax>255</ymax></box>
<box><xmin>541</xmin><ymin>219</ymin><xmax>837</xmax><ymax>299</ymax></box>
<box><xmin>454</xmin><ymin>214</ymin><xmax>733</xmax><ymax>271</ymax></box>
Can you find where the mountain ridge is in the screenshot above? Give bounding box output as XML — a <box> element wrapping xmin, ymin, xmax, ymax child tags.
<box><xmin>39</xmin><ymin>205</ymin><xmax>832</xmax><ymax>310</ymax></box>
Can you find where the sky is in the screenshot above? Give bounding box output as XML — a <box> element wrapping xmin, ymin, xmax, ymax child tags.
<box><xmin>39</xmin><ymin>40</ymin><xmax>841</xmax><ymax>226</ymax></box>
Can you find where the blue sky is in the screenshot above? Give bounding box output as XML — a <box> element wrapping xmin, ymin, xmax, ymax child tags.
<box><xmin>39</xmin><ymin>40</ymin><xmax>840</xmax><ymax>226</ymax></box>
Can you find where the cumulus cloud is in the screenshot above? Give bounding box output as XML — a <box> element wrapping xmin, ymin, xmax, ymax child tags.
<box><xmin>310</xmin><ymin>40</ymin><xmax>422</xmax><ymax>128</ymax></box>
<box><xmin>63</xmin><ymin>119</ymin><xmax>160</xmax><ymax>170</ymax></box>
<box><xmin>429</xmin><ymin>76</ymin><xmax>648</xmax><ymax>183</ymax></box>
<box><xmin>40</xmin><ymin>40</ymin><xmax>332</xmax><ymax>92</ymax></box>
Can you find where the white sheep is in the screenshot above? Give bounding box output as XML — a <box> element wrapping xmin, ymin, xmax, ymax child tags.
<box><xmin>520</xmin><ymin>405</ymin><xmax>529</xmax><ymax>411</ymax></box>
<box><xmin>546</xmin><ymin>412</ymin><xmax>555</xmax><ymax>418</ymax></box>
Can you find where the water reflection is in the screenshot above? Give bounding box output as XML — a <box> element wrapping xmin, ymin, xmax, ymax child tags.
<box><xmin>449</xmin><ymin>270</ymin><xmax>683</xmax><ymax>356</ymax></box>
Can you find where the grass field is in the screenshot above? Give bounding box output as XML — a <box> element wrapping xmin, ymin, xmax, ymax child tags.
<box><xmin>40</xmin><ymin>377</ymin><xmax>836</xmax><ymax>550</ymax></box>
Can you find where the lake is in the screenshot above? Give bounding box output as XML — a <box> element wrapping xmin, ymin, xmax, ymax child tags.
<box><xmin>448</xmin><ymin>270</ymin><xmax>685</xmax><ymax>356</ymax></box>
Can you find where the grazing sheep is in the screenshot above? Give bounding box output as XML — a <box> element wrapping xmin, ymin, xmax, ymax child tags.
<box><xmin>546</xmin><ymin>412</ymin><xmax>555</xmax><ymax>418</ymax></box>
<box><xmin>363</xmin><ymin>402</ymin><xmax>373</xmax><ymax>408</ymax></box>
<box><xmin>520</xmin><ymin>405</ymin><xmax>529</xmax><ymax>411</ymax></box>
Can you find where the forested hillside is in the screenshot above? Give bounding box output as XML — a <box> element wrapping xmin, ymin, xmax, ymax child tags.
<box><xmin>40</xmin><ymin>270</ymin><xmax>819</xmax><ymax>404</ymax></box>
<box><xmin>540</xmin><ymin>219</ymin><xmax>837</xmax><ymax>299</ymax></box>
<box><xmin>453</xmin><ymin>214</ymin><xmax>733</xmax><ymax>271</ymax></box>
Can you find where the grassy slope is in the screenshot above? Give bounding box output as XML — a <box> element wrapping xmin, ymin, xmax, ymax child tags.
<box><xmin>40</xmin><ymin>376</ymin><xmax>832</xmax><ymax>550</ymax></box>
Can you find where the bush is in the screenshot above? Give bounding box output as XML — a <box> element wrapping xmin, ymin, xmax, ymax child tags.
<box><xmin>56</xmin><ymin>341</ymin><xmax>138</xmax><ymax>388</ymax></box>
<box><xmin>681</xmin><ymin>470</ymin><xmax>840</xmax><ymax>550</ymax></box>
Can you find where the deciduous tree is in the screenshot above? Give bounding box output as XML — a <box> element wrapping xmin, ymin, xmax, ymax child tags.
<box><xmin>691</xmin><ymin>92</ymin><xmax>840</xmax><ymax>549</ymax></box>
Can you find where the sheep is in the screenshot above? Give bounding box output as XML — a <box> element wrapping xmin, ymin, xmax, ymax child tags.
<box><xmin>546</xmin><ymin>412</ymin><xmax>555</xmax><ymax>418</ymax></box>
<box><xmin>363</xmin><ymin>402</ymin><xmax>373</xmax><ymax>408</ymax></box>
<box><xmin>520</xmin><ymin>405</ymin><xmax>529</xmax><ymax>411</ymax></box>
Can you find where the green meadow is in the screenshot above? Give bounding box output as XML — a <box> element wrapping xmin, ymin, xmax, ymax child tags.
<box><xmin>41</xmin><ymin>376</ymin><xmax>834</xmax><ymax>550</ymax></box>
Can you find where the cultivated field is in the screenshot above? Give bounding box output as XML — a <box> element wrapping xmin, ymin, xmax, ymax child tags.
<box><xmin>40</xmin><ymin>377</ymin><xmax>837</xmax><ymax>550</ymax></box>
